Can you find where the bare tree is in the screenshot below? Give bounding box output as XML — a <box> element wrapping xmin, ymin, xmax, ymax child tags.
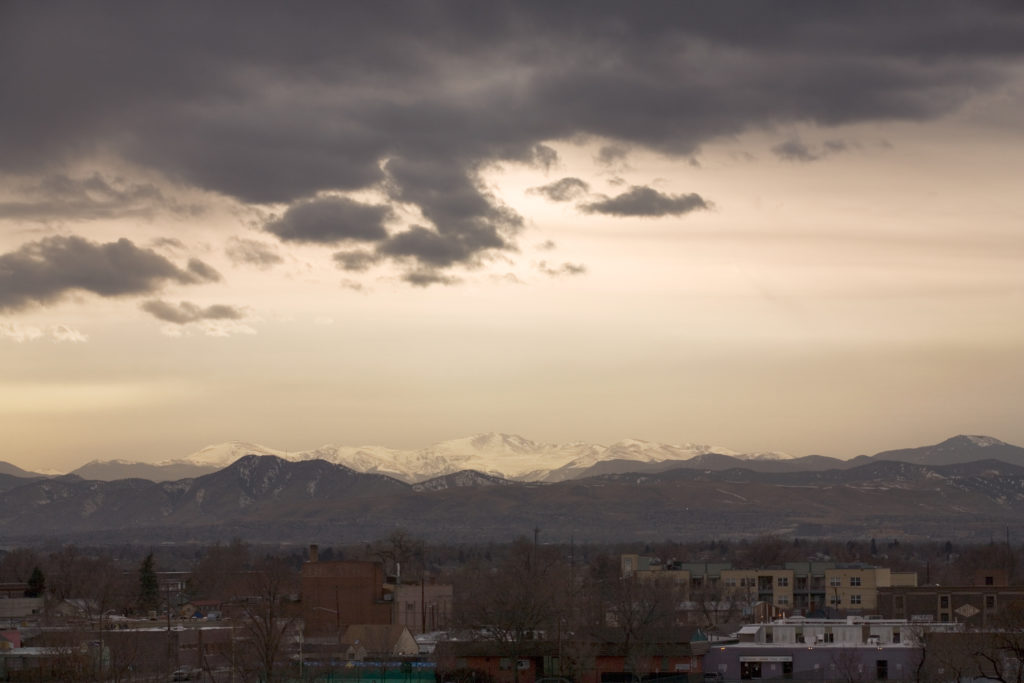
<box><xmin>457</xmin><ymin>537</ymin><xmax>566</xmax><ymax>683</ymax></box>
<box><xmin>236</xmin><ymin>555</ymin><xmax>299</xmax><ymax>683</ymax></box>
<box><xmin>829</xmin><ymin>646</ymin><xmax>867</xmax><ymax>683</ymax></box>
<box><xmin>188</xmin><ymin>538</ymin><xmax>252</xmax><ymax>600</ymax></box>
<box><xmin>0</xmin><ymin>546</ymin><xmax>42</xmax><ymax>583</ymax></box>
<box><xmin>601</xmin><ymin>574</ymin><xmax>680</xmax><ymax>679</ymax></box>
<box><xmin>965</xmin><ymin>603</ymin><xmax>1024</xmax><ymax>683</ymax></box>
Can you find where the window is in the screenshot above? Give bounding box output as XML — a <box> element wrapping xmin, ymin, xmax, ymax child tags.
<box><xmin>986</xmin><ymin>595</ymin><xmax>996</xmax><ymax>609</ymax></box>
<box><xmin>830</xmin><ymin>576</ymin><xmax>841</xmax><ymax>587</ymax></box>
<box><xmin>850</xmin><ymin>594</ymin><xmax>862</xmax><ymax>605</ymax></box>
<box><xmin>894</xmin><ymin>596</ymin><xmax>904</xmax><ymax>611</ymax></box>
<box><xmin>830</xmin><ymin>595</ymin><xmax>841</xmax><ymax>606</ymax></box>
<box><xmin>777</xmin><ymin>577</ymin><xmax>789</xmax><ymax>587</ymax></box>
<box><xmin>985</xmin><ymin>575</ymin><xmax>994</xmax><ymax>586</ymax></box>
<box><xmin>877</xmin><ymin>659</ymin><xmax>888</xmax><ymax>680</ymax></box>
<box><xmin>893</xmin><ymin>631</ymin><xmax>901</xmax><ymax>644</ymax></box>
<box><xmin>850</xmin><ymin>577</ymin><xmax>862</xmax><ymax>587</ymax></box>
<box><xmin>940</xmin><ymin>595</ymin><xmax>949</xmax><ymax>609</ymax></box>
<box><xmin>778</xmin><ymin>596</ymin><xmax>789</xmax><ymax>605</ymax></box>
<box><xmin>725</xmin><ymin>577</ymin><xmax>737</xmax><ymax>587</ymax></box>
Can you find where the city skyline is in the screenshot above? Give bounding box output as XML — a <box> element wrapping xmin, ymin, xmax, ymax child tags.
<box><xmin>2</xmin><ymin>3</ymin><xmax>1023</xmax><ymax>472</ymax></box>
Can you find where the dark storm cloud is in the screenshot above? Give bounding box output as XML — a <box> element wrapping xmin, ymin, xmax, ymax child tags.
<box><xmin>0</xmin><ymin>236</ymin><xmax>217</xmax><ymax>311</ymax></box>
<box><xmin>3</xmin><ymin>2</ymin><xmax>1024</xmax><ymax>279</ymax></box>
<box><xmin>140</xmin><ymin>299</ymin><xmax>245</xmax><ymax>324</ymax></box>
<box><xmin>265</xmin><ymin>196</ymin><xmax>391</xmax><ymax>244</ymax></box>
<box><xmin>225</xmin><ymin>237</ymin><xmax>283</xmax><ymax>268</ymax></box>
<box><xmin>580</xmin><ymin>186</ymin><xmax>709</xmax><ymax>217</ymax></box>
<box><xmin>528</xmin><ymin>177</ymin><xmax>591</xmax><ymax>202</ymax></box>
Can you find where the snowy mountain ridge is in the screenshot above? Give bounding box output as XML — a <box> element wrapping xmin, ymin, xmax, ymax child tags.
<box><xmin>164</xmin><ymin>432</ymin><xmax>778</xmax><ymax>483</ymax></box>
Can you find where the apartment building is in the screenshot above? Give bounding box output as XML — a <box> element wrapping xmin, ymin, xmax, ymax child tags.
<box><xmin>620</xmin><ymin>555</ymin><xmax>917</xmax><ymax>615</ymax></box>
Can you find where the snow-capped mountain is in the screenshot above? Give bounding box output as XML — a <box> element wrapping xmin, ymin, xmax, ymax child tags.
<box><xmin>164</xmin><ymin>441</ymin><xmax>288</xmax><ymax>467</ymax></box>
<box><xmin>166</xmin><ymin>433</ymin><xmax>746</xmax><ymax>483</ymax></box>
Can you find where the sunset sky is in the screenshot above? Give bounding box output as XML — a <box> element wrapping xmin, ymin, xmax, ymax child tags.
<box><xmin>3</xmin><ymin>3</ymin><xmax>1024</xmax><ymax>472</ymax></box>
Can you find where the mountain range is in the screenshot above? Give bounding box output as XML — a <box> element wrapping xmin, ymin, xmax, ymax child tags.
<box><xmin>2</xmin><ymin>435</ymin><xmax>1024</xmax><ymax>545</ymax></box>
<box><xmin>66</xmin><ymin>433</ymin><xmax>767</xmax><ymax>483</ymax></box>
<box><xmin>51</xmin><ymin>433</ymin><xmax>1024</xmax><ymax>484</ymax></box>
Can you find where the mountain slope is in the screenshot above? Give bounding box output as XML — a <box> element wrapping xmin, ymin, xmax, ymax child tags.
<box><xmin>0</xmin><ymin>461</ymin><xmax>44</xmax><ymax>478</ymax></box>
<box><xmin>71</xmin><ymin>460</ymin><xmax>220</xmax><ymax>482</ymax></box>
<box><xmin>870</xmin><ymin>435</ymin><xmax>1024</xmax><ymax>467</ymax></box>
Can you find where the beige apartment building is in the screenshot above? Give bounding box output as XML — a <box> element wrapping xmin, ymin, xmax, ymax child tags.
<box><xmin>620</xmin><ymin>555</ymin><xmax>917</xmax><ymax>615</ymax></box>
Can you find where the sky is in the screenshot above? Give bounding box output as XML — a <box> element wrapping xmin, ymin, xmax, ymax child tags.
<box><xmin>2</xmin><ymin>2</ymin><xmax>1024</xmax><ymax>472</ymax></box>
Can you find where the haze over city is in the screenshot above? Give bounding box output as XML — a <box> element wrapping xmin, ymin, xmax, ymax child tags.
<box><xmin>2</xmin><ymin>3</ymin><xmax>1023</xmax><ymax>473</ymax></box>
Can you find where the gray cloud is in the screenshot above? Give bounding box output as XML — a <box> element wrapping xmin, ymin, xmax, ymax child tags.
<box><xmin>772</xmin><ymin>138</ymin><xmax>850</xmax><ymax>162</ymax></box>
<box><xmin>538</xmin><ymin>261</ymin><xmax>588</xmax><ymax>277</ymax></box>
<box><xmin>0</xmin><ymin>173</ymin><xmax>195</xmax><ymax>221</ymax></box>
<box><xmin>151</xmin><ymin>237</ymin><xmax>186</xmax><ymax>251</ymax></box>
<box><xmin>580</xmin><ymin>186</ymin><xmax>709</xmax><ymax>217</ymax></box>
<box><xmin>404</xmin><ymin>270</ymin><xmax>459</xmax><ymax>288</ymax></box>
<box><xmin>225</xmin><ymin>237</ymin><xmax>283</xmax><ymax>268</ymax></box>
<box><xmin>596</xmin><ymin>145</ymin><xmax>630</xmax><ymax>166</ymax></box>
<box><xmin>186</xmin><ymin>258</ymin><xmax>221</xmax><ymax>282</ymax></box>
<box><xmin>531</xmin><ymin>144</ymin><xmax>560</xmax><ymax>170</ymax></box>
<box><xmin>140</xmin><ymin>299</ymin><xmax>245</xmax><ymax>324</ymax></box>
<box><xmin>378</xmin><ymin>226</ymin><xmax>477</xmax><ymax>269</ymax></box>
<box><xmin>0</xmin><ymin>235</ymin><xmax>219</xmax><ymax>312</ymax></box>
<box><xmin>3</xmin><ymin>3</ymin><xmax>1023</xmax><ymax>279</ymax></box>
<box><xmin>333</xmin><ymin>250</ymin><xmax>381</xmax><ymax>272</ymax></box>
<box><xmin>528</xmin><ymin>177</ymin><xmax>591</xmax><ymax>202</ymax></box>
<box><xmin>265</xmin><ymin>196</ymin><xmax>391</xmax><ymax>244</ymax></box>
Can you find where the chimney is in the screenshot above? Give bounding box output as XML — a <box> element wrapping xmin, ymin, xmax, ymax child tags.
<box><xmin>309</xmin><ymin>544</ymin><xmax>319</xmax><ymax>563</ymax></box>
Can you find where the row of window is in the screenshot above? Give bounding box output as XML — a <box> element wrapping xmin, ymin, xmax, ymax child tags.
<box><xmin>723</xmin><ymin>575</ymin><xmax>865</xmax><ymax>588</ymax></box>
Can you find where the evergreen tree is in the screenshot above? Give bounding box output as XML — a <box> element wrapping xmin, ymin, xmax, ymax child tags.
<box><xmin>138</xmin><ymin>553</ymin><xmax>160</xmax><ymax>612</ymax></box>
<box><xmin>25</xmin><ymin>566</ymin><xmax>45</xmax><ymax>598</ymax></box>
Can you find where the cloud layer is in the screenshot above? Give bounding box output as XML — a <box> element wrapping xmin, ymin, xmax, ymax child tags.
<box><xmin>3</xmin><ymin>3</ymin><xmax>1022</xmax><ymax>285</ymax></box>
